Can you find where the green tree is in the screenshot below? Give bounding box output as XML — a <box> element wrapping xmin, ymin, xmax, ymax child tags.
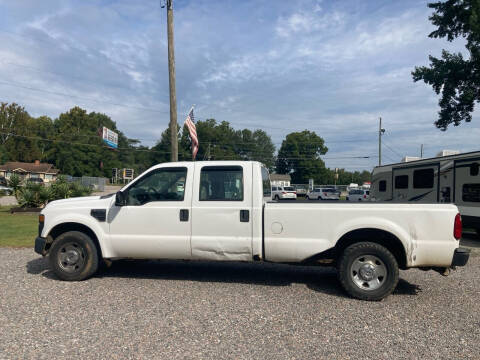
<box><xmin>412</xmin><ymin>0</ymin><xmax>480</xmax><ymax>129</ymax></box>
<box><xmin>0</xmin><ymin>102</ymin><xmax>43</xmax><ymax>162</ymax></box>
<box><xmin>276</xmin><ymin>130</ymin><xmax>328</xmax><ymax>183</ymax></box>
<box><xmin>152</xmin><ymin>119</ymin><xmax>276</xmax><ymax>168</ymax></box>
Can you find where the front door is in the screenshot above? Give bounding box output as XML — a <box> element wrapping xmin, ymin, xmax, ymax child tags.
<box><xmin>108</xmin><ymin>165</ymin><xmax>193</xmax><ymax>259</ymax></box>
<box><xmin>191</xmin><ymin>163</ymin><xmax>253</xmax><ymax>261</ymax></box>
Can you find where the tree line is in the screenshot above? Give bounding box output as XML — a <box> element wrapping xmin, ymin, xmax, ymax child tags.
<box><xmin>0</xmin><ymin>102</ymin><xmax>370</xmax><ymax>185</ymax></box>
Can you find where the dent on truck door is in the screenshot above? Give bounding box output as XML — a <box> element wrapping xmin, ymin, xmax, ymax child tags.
<box><xmin>190</xmin><ymin>164</ymin><xmax>253</xmax><ymax>261</ymax></box>
<box><xmin>108</xmin><ymin>165</ymin><xmax>193</xmax><ymax>259</ymax></box>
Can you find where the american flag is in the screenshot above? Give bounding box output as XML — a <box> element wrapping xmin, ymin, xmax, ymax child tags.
<box><xmin>184</xmin><ymin>107</ymin><xmax>198</xmax><ymax>160</ymax></box>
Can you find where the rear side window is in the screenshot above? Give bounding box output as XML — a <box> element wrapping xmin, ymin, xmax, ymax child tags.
<box><xmin>200</xmin><ymin>166</ymin><xmax>243</xmax><ymax>201</ymax></box>
<box><xmin>262</xmin><ymin>167</ymin><xmax>271</xmax><ymax>197</ymax></box>
<box><xmin>379</xmin><ymin>180</ymin><xmax>386</xmax><ymax>192</ymax></box>
<box><xmin>413</xmin><ymin>168</ymin><xmax>434</xmax><ymax>189</ymax></box>
<box><xmin>462</xmin><ymin>184</ymin><xmax>480</xmax><ymax>202</ymax></box>
<box><xmin>395</xmin><ymin>175</ymin><xmax>408</xmax><ymax>189</ymax></box>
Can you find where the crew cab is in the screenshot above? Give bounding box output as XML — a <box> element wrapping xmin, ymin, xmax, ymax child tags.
<box><xmin>34</xmin><ymin>161</ymin><xmax>470</xmax><ymax>301</ymax></box>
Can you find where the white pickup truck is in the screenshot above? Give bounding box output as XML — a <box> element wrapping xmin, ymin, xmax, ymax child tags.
<box><xmin>34</xmin><ymin>161</ymin><xmax>470</xmax><ymax>301</ymax></box>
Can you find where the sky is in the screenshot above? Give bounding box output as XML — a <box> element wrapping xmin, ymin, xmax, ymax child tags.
<box><xmin>0</xmin><ymin>0</ymin><xmax>478</xmax><ymax>171</ymax></box>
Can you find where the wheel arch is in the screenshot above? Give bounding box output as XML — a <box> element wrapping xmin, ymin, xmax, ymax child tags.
<box><xmin>46</xmin><ymin>222</ymin><xmax>104</xmax><ymax>259</ymax></box>
<box><xmin>335</xmin><ymin>228</ymin><xmax>408</xmax><ymax>269</ymax></box>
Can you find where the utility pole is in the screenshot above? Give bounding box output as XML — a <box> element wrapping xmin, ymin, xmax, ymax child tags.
<box><xmin>420</xmin><ymin>144</ymin><xmax>424</xmax><ymax>158</ymax></box>
<box><xmin>166</xmin><ymin>0</ymin><xmax>178</xmax><ymax>161</ymax></box>
<box><xmin>378</xmin><ymin>117</ymin><xmax>385</xmax><ymax>166</ymax></box>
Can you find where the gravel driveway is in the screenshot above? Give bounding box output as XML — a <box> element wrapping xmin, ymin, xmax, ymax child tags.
<box><xmin>0</xmin><ymin>249</ymin><xmax>479</xmax><ymax>359</ymax></box>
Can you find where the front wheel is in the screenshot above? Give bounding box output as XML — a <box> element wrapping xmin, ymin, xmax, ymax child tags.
<box><xmin>337</xmin><ymin>242</ymin><xmax>399</xmax><ymax>301</ymax></box>
<box><xmin>49</xmin><ymin>231</ymin><xmax>99</xmax><ymax>281</ymax></box>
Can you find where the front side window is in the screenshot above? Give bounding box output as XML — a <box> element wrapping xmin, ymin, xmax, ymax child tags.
<box><xmin>413</xmin><ymin>168</ymin><xmax>434</xmax><ymax>189</ymax></box>
<box><xmin>462</xmin><ymin>184</ymin><xmax>480</xmax><ymax>202</ymax></box>
<box><xmin>200</xmin><ymin>166</ymin><xmax>243</xmax><ymax>201</ymax></box>
<box><xmin>395</xmin><ymin>175</ymin><xmax>408</xmax><ymax>189</ymax></box>
<box><xmin>261</xmin><ymin>167</ymin><xmax>271</xmax><ymax>197</ymax></box>
<box><xmin>126</xmin><ymin>167</ymin><xmax>187</xmax><ymax>205</ymax></box>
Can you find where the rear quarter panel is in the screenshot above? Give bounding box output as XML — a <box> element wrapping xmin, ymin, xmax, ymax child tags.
<box><xmin>264</xmin><ymin>202</ymin><xmax>459</xmax><ymax>267</ymax></box>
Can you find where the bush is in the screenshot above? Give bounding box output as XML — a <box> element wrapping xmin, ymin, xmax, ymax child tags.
<box><xmin>15</xmin><ymin>175</ymin><xmax>93</xmax><ymax>208</ymax></box>
<box><xmin>7</xmin><ymin>173</ymin><xmax>22</xmax><ymax>196</ymax></box>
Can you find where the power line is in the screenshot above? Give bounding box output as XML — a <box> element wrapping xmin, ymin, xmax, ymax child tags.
<box><xmin>381</xmin><ymin>139</ymin><xmax>403</xmax><ymax>158</ymax></box>
<box><xmin>0</xmin><ymin>130</ymin><xmax>377</xmax><ymax>161</ymax></box>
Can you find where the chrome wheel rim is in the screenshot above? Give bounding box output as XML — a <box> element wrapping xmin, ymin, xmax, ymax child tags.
<box><xmin>350</xmin><ymin>255</ymin><xmax>387</xmax><ymax>291</ymax></box>
<box><xmin>58</xmin><ymin>242</ymin><xmax>86</xmax><ymax>273</ymax></box>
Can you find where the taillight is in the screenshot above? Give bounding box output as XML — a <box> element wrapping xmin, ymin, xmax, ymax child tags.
<box><xmin>282</xmin><ymin>192</ymin><xmax>286</xmax><ymax>195</ymax></box>
<box><xmin>454</xmin><ymin>213</ymin><xmax>462</xmax><ymax>240</ymax></box>
<box><xmin>323</xmin><ymin>193</ymin><xmax>327</xmax><ymax>196</ymax></box>
<box><xmin>364</xmin><ymin>194</ymin><xmax>366</xmax><ymax>198</ymax></box>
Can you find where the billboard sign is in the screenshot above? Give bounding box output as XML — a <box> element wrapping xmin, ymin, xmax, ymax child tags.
<box><xmin>102</xmin><ymin>127</ymin><xmax>118</xmax><ymax>149</ymax></box>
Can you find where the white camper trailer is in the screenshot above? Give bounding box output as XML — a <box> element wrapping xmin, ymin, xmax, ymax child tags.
<box><xmin>371</xmin><ymin>151</ymin><xmax>480</xmax><ymax>234</ymax></box>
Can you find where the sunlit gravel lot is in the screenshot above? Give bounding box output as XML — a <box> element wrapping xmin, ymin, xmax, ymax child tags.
<box><xmin>0</xmin><ymin>248</ymin><xmax>479</xmax><ymax>359</ymax></box>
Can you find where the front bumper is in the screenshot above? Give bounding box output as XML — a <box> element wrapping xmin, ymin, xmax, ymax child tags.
<box><xmin>34</xmin><ymin>237</ymin><xmax>47</xmax><ymax>256</ymax></box>
<box><xmin>451</xmin><ymin>247</ymin><xmax>470</xmax><ymax>267</ymax></box>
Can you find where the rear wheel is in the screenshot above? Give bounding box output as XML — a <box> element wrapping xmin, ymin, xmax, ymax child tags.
<box><xmin>49</xmin><ymin>231</ymin><xmax>99</xmax><ymax>281</ymax></box>
<box><xmin>274</xmin><ymin>195</ymin><xmax>280</xmax><ymax>201</ymax></box>
<box><xmin>337</xmin><ymin>242</ymin><xmax>399</xmax><ymax>301</ymax></box>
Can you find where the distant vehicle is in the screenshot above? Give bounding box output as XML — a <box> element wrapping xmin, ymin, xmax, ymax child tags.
<box><xmin>347</xmin><ymin>183</ymin><xmax>359</xmax><ymax>192</ymax></box>
<box><xmin>0</xmin><ymin>176</ymin><xmax>7</xmax><ymax>186</ymax></box>
<box><xmin>347</xmin><ymin>189</ymin><xmax>370</xmax><ymax>202</ymax></box>
<box><xmin>307</xmin><ymin>187</ymin><xmax>340</xmax><ymax>200</ymax></box>
<box><xmin>26</xmin><ymin>178</ymin><xmax>44</xmax><ymax>184</ymax></box>
<box><xmin>272</xmin><ymin>186</ymin><xmax>297</xmax><ymax>200</ymax></box>
<box><xmin>0</xmin><ymin>185</ymin><xmax>13</xmax><ymax>195</ymax></box>
<box><xmin>371</xmin><ymin>151</ymin><xmax>480</xmax><ymax>235</ymax></box>
<box><xmin>293</xmin><ymin>184</ymin><xmax>307</xmax><ymax>197</ymax></box>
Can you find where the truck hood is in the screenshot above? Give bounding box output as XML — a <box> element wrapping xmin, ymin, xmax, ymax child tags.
<box><xmin>43</xmin><ymin>193</ymin><xmax>115</xmax><ymax>211</ymax></box>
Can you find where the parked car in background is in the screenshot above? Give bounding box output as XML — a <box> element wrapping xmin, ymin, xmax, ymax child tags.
<box><xmin>0</xmin><ymin>176</ymin><xmax>7</xmax><ymax>186</ymax></box>
<box><xmin>307</xmin><ymin>187</ymin><xmax>340</xmax><ymax>200</ymax></box>
<box><xmin>293</xmin><ymin>184</ymin><xmax>308</xmax><ymax>197</ymax></box>
<box><xmin>272</xmin><ymin>186</ymin><xmax>297</xmax><ymax>200</ymax></box>
<box><xmin>0</xmin><ymin>185</ymin><xmax>13</xmax><ymax>195</ymax></box>
<box><xmin>347</xmin><ymin>189</ymin><xmax>370</xmax><ymax>202</ymax></box>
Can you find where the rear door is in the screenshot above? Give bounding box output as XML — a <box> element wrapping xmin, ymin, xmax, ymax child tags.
<box><xmin>191</xmin><ymin>163</ymin><xmax>253</xmax><ymax>261</ymax></box>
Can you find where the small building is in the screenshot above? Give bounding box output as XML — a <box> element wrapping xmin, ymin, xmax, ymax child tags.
<box><xmin>0</xmin><ymin>160</ymin><xmax>59</xmax><ymax>183</ymax></box>
<box><xmin>270</xmin><ymin>173</ymin><xmax>291</xmax><ymax>187</ymax></box>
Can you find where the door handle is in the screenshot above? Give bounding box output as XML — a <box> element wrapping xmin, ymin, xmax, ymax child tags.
<box><xmin>240</xmin><ymin>210</ymin><xmax>249</xmax><ymax>222</ymax></box>
<box><xmin>179</xmin><ymin>209</ymin><xmax>189</xmax><ymax>222</ymax></box>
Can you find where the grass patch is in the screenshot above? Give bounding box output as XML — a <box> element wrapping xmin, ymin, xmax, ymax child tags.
<box><xmin>0</xmin><ymin>206</ymin><xmax>38</xmax><ymax>247</ymax></box>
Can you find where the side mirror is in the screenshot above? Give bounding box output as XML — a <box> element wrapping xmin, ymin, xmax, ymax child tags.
<box><xmin>115</xmin><ymin>191</ymin><xmax>126</xmax><ymax>207</ymax></box>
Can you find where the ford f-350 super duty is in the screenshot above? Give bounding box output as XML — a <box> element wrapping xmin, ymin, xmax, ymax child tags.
<box><xmin>34</xmin><ymin>161</ymin><xmax>470</xmax><ymax>300</ymax></box>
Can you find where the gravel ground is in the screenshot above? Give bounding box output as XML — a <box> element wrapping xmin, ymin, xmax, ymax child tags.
<box><xmin>0</xmin><ymin>249</ymin><xmax>479</xmax><ymax>360</ymax></box>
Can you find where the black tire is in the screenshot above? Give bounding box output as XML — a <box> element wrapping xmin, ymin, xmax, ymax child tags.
<box><xmin>274</xmin><ymin>195</ymin><xmax>280</xmax><ymax>201</ymax></box>
<box><xmin>49</xmin><ymin>231</ymin><xmax>99</xmax><ymax>281</ymax></box>
<box><xmin>337</xmin><ymin>242</ymin><xmax>399</xmax><ymax>301</ymax></box>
